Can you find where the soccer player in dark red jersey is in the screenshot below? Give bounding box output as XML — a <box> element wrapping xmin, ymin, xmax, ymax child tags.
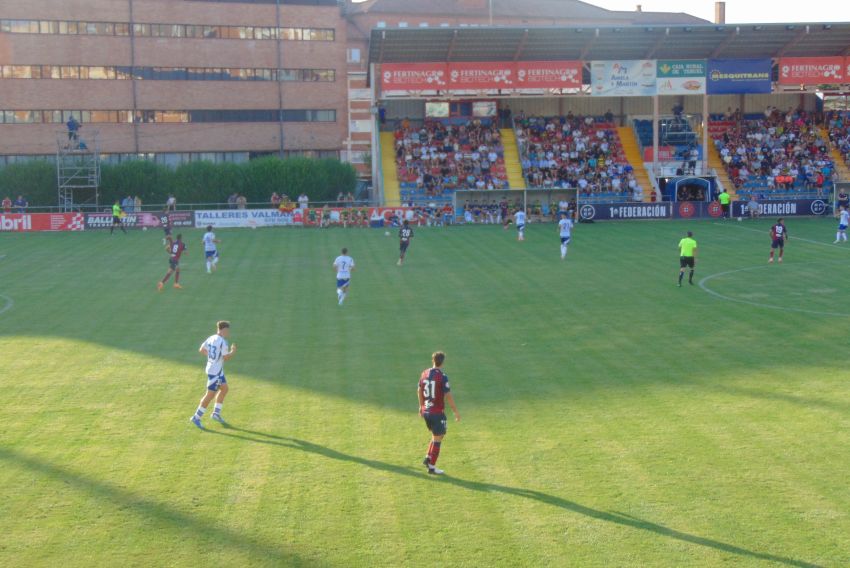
<box><xmin>417</xmin><ymin>351</ymin><xmax>461</xmax><ymax>475</ymax></box>
<box><xmin>158</xmin><ymin>233</ymin><xmax>186</xmax><ymax>290</ymax></box>
<box><xmin>769</xmin><ymin>218</ymin><xmax>789</xmax><ymax>264</ymax></box>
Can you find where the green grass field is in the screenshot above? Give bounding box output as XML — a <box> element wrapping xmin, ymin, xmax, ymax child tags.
<box><xmin>2</xmin><ymin>218</ymin><xmax>849</xmax><ymax>567</ymax></box>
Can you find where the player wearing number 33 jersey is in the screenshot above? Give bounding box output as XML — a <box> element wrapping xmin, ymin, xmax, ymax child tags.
<box><xmin>417</xmin><ymin>351</ymin><xmax>461</xmax><ymax>475</ymax></box>
<box><xmin>189</xmin><ymin>321</ymin><xmax>237</xmax><ymax>430</ymax></box>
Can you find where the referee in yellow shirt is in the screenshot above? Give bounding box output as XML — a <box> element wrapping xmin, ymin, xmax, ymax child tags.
<box><xmin>678</xmin><ymin>231</ymin><xmax>697</xmax><ymax>287</ymax></box>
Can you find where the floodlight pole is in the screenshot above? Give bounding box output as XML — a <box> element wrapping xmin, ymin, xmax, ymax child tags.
<box><xmin>702</xmin><ymin>93</ymin><xmax>709</xmax><ymax>175</ymax></box>
<box><xmin>652</xmin><ymin>95</ymin><xmax>660</xmax><ymax>179</ymax></box>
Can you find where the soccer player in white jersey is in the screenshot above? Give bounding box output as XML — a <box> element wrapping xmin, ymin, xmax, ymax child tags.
<box><xmin>835</xmin><ymin>206</ymin><xmax>849</xmax><ymax>243</ymax></box>
<box><xmin>333</xmin><ymin>247</ymin><xmax>355</xmax><ymax>305</ymax></box>
<box><xmin>558</xmin><ymin>212</ymin><xmax>574</xmax><ymax>259</ymax></box>
<box><xmin>514</xmin><ymin>209</ymin><xmax>527</xmax><ymax>241</ymax></box>
<box><xmin>202</xmin><ymin>225</ymin><xmax>220</xmax><ymax>273</ymax></box>
<box><xmin>190</xmin><ymin>321</ymin><xmax>237</xmax><ymax>429</ymax></box>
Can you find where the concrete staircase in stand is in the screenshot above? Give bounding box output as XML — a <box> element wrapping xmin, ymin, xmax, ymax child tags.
<box><xmin>379</xmin><ymin>131</ymin><xmax>401</xmax><ymax>205</ymax></box>
<box><xmin>706</xmin><ymin>139</ymin><xmax>737</xmax><ymax>200</ymax></box>
<box><xmin>500</xmin><ymin>128</ymin><xmax>527</xmax><ymax>189</ymax></box>
<box><xmin>617</xmin><ymin>127</ymin><xmax>654</xmax><ymax>202</ymax></box>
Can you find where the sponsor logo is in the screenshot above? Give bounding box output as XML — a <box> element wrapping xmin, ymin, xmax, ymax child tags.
<box><xmin>579</xmin><ymin>205</ymin><xmax>596</xmax><ymax>220</ymax></box>
<box><xmin>450</xmin><ymin>68</ymin><xmax>513</xmax><ymax>86</ymax></box>
<box><xmin>0</xmin><ymin>215</ymin><xmax>31</xmax><ymax>231</ymax></box>
<box><xmin>708</xmin><ymin>201</ymin><xmax>723</xmax><ymax>218</ymax></box>
<box><xmin>678</xmin><ymin>202</ymin><xmax>695</xmax><ymax>218</ymax></box>
<box><xmin>811</xmin><ymin>200</ymin><xmax>827</xmax><ymax>215</ymax></box>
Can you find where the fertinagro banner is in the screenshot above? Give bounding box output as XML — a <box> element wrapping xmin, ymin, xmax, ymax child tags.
<box><xmin>778</xmin><ymin>57</ymin><xmax>845</xmax><ymax>85</ymax></box>
<box><xmin>657</xmin><ymin>60</ymin><xmax>706</xmax><ymax>95</ymax></box>
<box><xmin>380</xmin><ymin>62</ymin><xmax>448</xmax><ymax>91</ymax></box>
<box><xmin>707</xmin><ymin>59</ymin><xmax>772</xmax><ymax>94</ymax></box>
<box><xmin>591</xmin><ymin>60</ymin><xmax>657</xmax><ymax>97</ymax></box>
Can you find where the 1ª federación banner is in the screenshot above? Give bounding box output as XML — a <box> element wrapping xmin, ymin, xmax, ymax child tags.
<box><xmin>707</xmin><ymin>59</ymin><xmax>772</xmax><ymax>94</ymax></box>
<box><xmin>657</xmin><ymin>60</ymin><xmax>706</xmax><ymax>95</ymax></box>
<box><xmin>591</xmin><ymin>60</ymin><xmax>657</xmax><ymax>96</ymax></box>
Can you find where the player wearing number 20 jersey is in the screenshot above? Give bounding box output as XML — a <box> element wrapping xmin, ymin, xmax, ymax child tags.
<box><xmin>417</xmin><ymin>351</ymin><xmax>461</xmax><ymax>475</ymax></box>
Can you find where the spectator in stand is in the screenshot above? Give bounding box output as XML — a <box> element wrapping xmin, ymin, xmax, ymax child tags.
<box><xmin>227</xmin><ymin>193</ymin><xmax>238</xmax><ymax>209</ymax></box>
<box><xmin>14</xmin><ymin>195</ymin><xmax>28</xmax><ymax>213</ymax></box>
<box><xmin>298</xmin><ymin>193</ymin><xmax>309</xmax><ymax>210</ymax></box>
<box><xmin>2</xmin><ymin>196</ymin><xmax>11</xmax><ymax>213</ymax></box>
<box><xmin>134</xmin><ymin>195</ymin><xmax>142</xmax><ymax>213</ymax></box>
<box><xmin>604</xmin><ymin>109</ymin><xmax>614</xmax><ymax>124</ymax></box>
<box><xmin>337</xmin><ymin>192</ymin><xmax>345</xmax><ymax>205</ymax></box>
<box><xmin>122</xmin><ymin>195</ymin><xmax>134</xmax><ymax>213</ymax></box>
<box><xmin>166</xmin><ymin>194</ymin><xmax>177</xmax><ymax>212</ymax></box>
<box><xmin>632</xmin><ymin>183</ymin><xmax>643</xmax><ymax>203</ymax></box>
<box><xmin>236</xmin><ymin>194</ymin><xmax>247</xmax><ymax>210</ymax></box>
<box><xmin>748</xmin><ymin>193</ymin><xmax>760</xmax><ymax>219</ymax></box>
<box><xmin>271</xmin><ymin>192</ymin><xmax>281</xmax><ymax>208</ymax></box>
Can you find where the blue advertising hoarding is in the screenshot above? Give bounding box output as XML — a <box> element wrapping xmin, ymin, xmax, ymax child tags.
<box><xmin>707</xmin><ymin>59</ymin><xmax>772</xmax><ymax>94</ymax></box>
<box><xmin>578</xmin><ymin>202</ymin><xmax>671</xmax><ymax>221</ymax></box>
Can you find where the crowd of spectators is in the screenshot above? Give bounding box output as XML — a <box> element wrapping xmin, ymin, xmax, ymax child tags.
<box><xmin>712</xmin><ymin>108</ymin><xmax>834</xmax><ymax>194</ymax></box>
<box><xmin>826</xmin><ymin>110</ymin><xmax>850</xmax><ymax>168</ymax></box>
<box><xmin>393</xmin><ymin>118</ymin><xmax>508</xmax><ymax>194</ymax></box>
<box><xmin>514</xmin><ymin>113</ymin><xmax>642</xmax><ymax>201</ymax></box>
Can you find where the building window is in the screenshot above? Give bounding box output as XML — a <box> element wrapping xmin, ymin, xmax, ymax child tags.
<box><xmin>0</xmin><ymin>109</ymin><xmax>336</xmax><ymax>124</ymax></box>
<box><xmin>0</xmin><ymin>19</ymin><xmax>335</xmax><ymax>42</ymax></box>
<box><xmin>347</xmin><ymin>48</ymin><xmax>361</xmax><ymax>63</ymax></box>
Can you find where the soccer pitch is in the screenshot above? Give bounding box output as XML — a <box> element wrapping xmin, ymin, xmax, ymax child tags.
<box><xmin>2</xmin><ymin>218</ymin><xmax>849</xmax><ymax>567</ymax></box>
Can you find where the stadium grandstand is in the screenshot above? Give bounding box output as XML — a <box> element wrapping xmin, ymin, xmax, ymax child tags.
<box><xmin>367</xmin><ymin>19</ymin><xmax>850</xmax><ymax>218</ymax></box>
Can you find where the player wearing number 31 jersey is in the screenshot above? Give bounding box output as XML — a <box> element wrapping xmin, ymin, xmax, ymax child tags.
<box><xmin>190</xmin><ymin>321</ymin><xmax>237</xmax><ymax>430</ymax></box>
<box><xmin>417</xmin><ymin>351</ymin><xmax>461</xmax><ymax>475</ymax></box>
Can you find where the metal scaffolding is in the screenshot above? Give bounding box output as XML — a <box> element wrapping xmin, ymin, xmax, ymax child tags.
<box><xmin>56</xmin><ymin>129</ymin><xmax>101</xmax><ymax>211</ymax></box>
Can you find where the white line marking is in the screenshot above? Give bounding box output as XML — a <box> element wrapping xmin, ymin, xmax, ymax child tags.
<box><xmin>713</xmin><ymin>222</ymin><xmax>847</xmax><ymax>249</ymax></box>
<box><xmin>0</xmin><ymin>294</ymin><xmax>13</xmax><ymax>316</ymax></box>
<box><xmin>698</xmin><ymin>264</ymin><xmax>850</xmax><ymax>317</ymax></box>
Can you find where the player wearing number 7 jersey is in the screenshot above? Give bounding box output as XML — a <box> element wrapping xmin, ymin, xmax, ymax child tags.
<box><xmin>190</xmin><ymin>321</ymin><xmax>237</xmax><ymax>430</ymax></box>
<box><xmin>417</xmin><ymin>351</ymin><xmax>461</xmax><ymax>475</ymax></box>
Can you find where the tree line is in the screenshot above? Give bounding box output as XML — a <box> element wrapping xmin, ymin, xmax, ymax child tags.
<box><xmin>0</xmin><ymin>157</ymin><xmax>359</xmax><ymax>207</ymax></box>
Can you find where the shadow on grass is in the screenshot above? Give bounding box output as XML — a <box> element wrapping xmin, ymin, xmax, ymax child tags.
<box><xmin>209</xmin><ymin>425</ymin><xmax>822</xmax><ymax>568</ymax></box>
<box><xmin>0</xmin><ymin>446</ymin><xmax>320</xmax><ymax>567</ymax></box>
<box><xmin>704</xmin><ymin>382</ymin><xmax>850</xmax><ymax>415</ymax></box>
